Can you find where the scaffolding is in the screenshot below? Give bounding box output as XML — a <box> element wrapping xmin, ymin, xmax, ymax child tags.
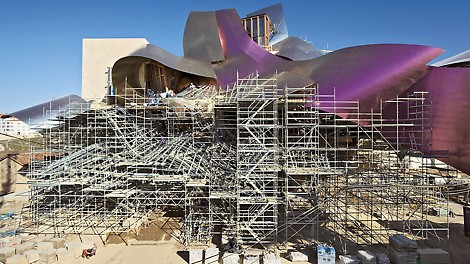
<box><xmin>25</xmin><ymin>73</ymin><xmax>450</xmax><ymax>253</ymax></box>
<box><xmin>235</xmin><ymin>75</ymin><xmax>279</xmax><ymax>246</ymax></box>
<box><xmin>279</xmin><ymin>82</ymin><xmax>323</xmax><ymax>246</ymax></box>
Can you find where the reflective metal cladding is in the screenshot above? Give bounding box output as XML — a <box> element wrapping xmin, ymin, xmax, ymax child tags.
<box><xmin>111</xmin><ymin>4</ymin><xmax>470</xmax><ymax>175</ymax></box>
<box><xmin>10</xmin><ymin>94</ymin><xmax>89</xmax><ymax>129</ymax></box>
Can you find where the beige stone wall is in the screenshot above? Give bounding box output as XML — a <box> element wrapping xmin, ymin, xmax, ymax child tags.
<box><xmin>82</xmin><ymin>38</ymin><xmax>149</xmax><ymax>101</ymax></box>
<box><xmin>0</xmin><ymin>158</ymin><xmax>22</xmax><ymax>195</ymax></box>
<box><xmin>15</xmin><ymin>173</ymin><xmax>29</xmax><ymax>193</ymax></box>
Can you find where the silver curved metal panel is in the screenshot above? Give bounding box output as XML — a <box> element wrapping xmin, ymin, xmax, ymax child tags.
<box><xmin>109</xmin><ymin>5</ymin><xmax>470</xmax><ymax>176</ymax></box>
<box><xmin>130</xmin><ymin>44</ymin><xmax>216</xmax><ymax>78</ymax></box>
<box><xmin>112</xmin><ymin>56</ymin><xmax>148</xmax><ymax>93</ymax></box>
<box><xmin>112</xmin><ymin>7</ymin><xmax>443</xmax><ymax>119</ymax></box>
<box><xmin>275</xmin><ymin>71</ymin><xmax>316</xmax><ymax>92</ymax></box>
<box><xmin>432</xmin><ymin>49</ymin><xmax>470</xmax><ymax>67</ymax></box>
<box><xmin>213</xmin><ymin>9</ymin><xmax>290</xmax><ymax>84</ymax></box>
<box><xmin>183</xmin><ymin>11</ymin><xmax>225</xmax><ymax>63</ymax></box>
<box><xmin>213</xmin><ymin>9</ymin><xmax>443</xmax><ymax>115</ymax></box>
<box><xmin>9</xmin><ymin>94</ymin><xmax>89</xmax><ymax>129</ymax></box>
<box><xmin>246</xmin><ymin>3</ymin><xmax>288</xmax><ymax>45</ymax></box>
<box><xmin>273</xmin><ymin>36</ymin><xmax>324</xmax><ymax>61</ymax></box>
<box><xmin>112</xmin><ymin>44</ymin><xmax>217</xmax><ymax>95</ymax></box>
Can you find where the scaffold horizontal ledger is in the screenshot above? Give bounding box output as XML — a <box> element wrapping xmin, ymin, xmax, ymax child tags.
<box><xmin>25</xmin><ymin>73</ymin><xmax>451</xmax><ymax>253</ymax></box>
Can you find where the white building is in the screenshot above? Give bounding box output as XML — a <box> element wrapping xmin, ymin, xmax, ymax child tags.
<box><xmin>0</xmin><ymin>114</ymin><xmax>35</xmax><ymax>139</ymax></box>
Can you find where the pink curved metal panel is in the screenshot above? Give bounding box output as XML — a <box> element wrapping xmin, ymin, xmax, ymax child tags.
<box><xmin>213</xmin><ymin>9</ymin><xmax>443</xmax><ymax>115</ymax></box>
<box><xmin>383</xmin><ymin>66</ymin><xmax>470</xmax><ymax>174</ymax></box>
<box><xmin>213</xmin><ymin>9</ymin><xmax>289</xmax><ymax>84</ymax></box>
<box><xmin>110</xmin><ymin>6</ymin><xmax>470</xmax><ymax>175</ymax></box>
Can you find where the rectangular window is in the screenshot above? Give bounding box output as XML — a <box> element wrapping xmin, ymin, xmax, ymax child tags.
<box><xmin>241</xmin><ymin>14</ymin><xmax>272</xmax><ymax>50</ymax></box>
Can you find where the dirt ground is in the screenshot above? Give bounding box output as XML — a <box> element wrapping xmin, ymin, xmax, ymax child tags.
<box><xmin>52</xmin><ymin>203</ymin><xmax>470</xmax><ymax>264</ymax></box>
<box><xmin>106</xmin><ymin>214</ymin><xmax>175</xmax><ymax>244</ymax></box>
<box><xmin>71</xmin><ymin>241</ymin><xmax>187</xmax><ymax>264</ymax></box>
<box><xmin>1</xmin><ymin>198</ymin><xmax>470</xmax><ymax>263</ymax></box>
<box><xmin>444</xmin><ymin>202</ymin><xmax>470</xmax><ymax>264</ymax></box>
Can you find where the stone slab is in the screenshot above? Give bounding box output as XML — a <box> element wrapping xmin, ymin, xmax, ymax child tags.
<box><xmin>15</xmin><ymin>242</ymin><xmax>34</xmax><ymax>254</ymax></box>
<box><xmin>5</xmin><ymin>254</ymin><xmax>28</xmax><ymax>264</ymax></box>
<box><xmin>56</xmin><ymin>248</ymin><xmax>75</xmax><ymax>262</ymax></box>
<box><xmin>39</xmin><ymin>249</ymin><xmax>56</xmax><ymax>264</ymax></box>
<box><xmin>189</xmin><ymin>249</ymin><xmax>203</xmax><ymax>264</ymax></box>
<box><xmin>50</xmin><ymin>238</ymin><xmax>65</xmax><ymax>249</ymax></box>
<box><xmin>24</xmin><ymin>249</ymin><xmax>39</xmax><ymax>263</ymax></box>
<box><xmin>204</xmin><ymin>248</ymin><xmax>219</xmax><ymax>264</ymax></box>
<box><xmin>262</xmin><ymin>253</ymin><xmax>281</xmax><ymax>264</ymax></box>
<box><xmin>222</xmin><ymin>253</ymin><xmax>240</xmax><ymax>264</ymax></box>
<box><xmin>417</xmin><ymin>248</ymin><xmax>450</xmax><ymax>264</ymax></box>
<box><xmin>0</xmin><ymin>247</ymin><xmax>16</xmax><ymax>263</ymax></box>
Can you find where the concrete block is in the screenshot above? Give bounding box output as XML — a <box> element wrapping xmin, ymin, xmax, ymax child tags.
<box><xmin>39</xmin><ymin>249</ymin><xmax>56</xmax><ymax>264</ymax></box>
<box><xmin>15</xmin><ymin>242</ymin><xmax>34</xmax><ymax>254</ymax></box>
<box><xmin>417</xmin><ymin>248</ymin><xmax>450</xmax><ymax>264</ymax></box>
<box><xmin>204</xmin><ymin>248</ymin><xmax>219</xmax><ymax>264</ymax></box>
<box><xmin>357</xmin><ymin>250</ymin><xmax>375</xmax><ymax>264</ymax></box>
<box><xmin>56</xmin><ymin>248</ymin><xmax>75</xmax><ymax>262</ymax></box>
<box><xmin>35</xmin><ymin>242</ymin><xmax>54</xmax><ymax>251</ymax></box>
<box><xmin>222</xmin><ymin>253</ymin><xmax>240</xmax><ymax>264</ymax></box>
<box><xmin>243</xmin><ymin>254</ymin><xmax>259</xmax><ymax>264</ymax></box>
<box><xmin>287</xmin><ymin>251</ymin><xmax>308</xmax><ymax>262</ymax></box>
<box><xmin>20</xmin><ymin>235</ymin><xmax>36</xmax><ymax>244</ymax></box>
<box><xmin>5</xmin><ymin>254</ymin><xmax>28</xmax><ymax>264</ymax></box>
<box><xmin>6</xmin><ymin>238</ymin><xmax>21</xmax><ymax>249</ymax></box>
<box><xmin>339</xmin><ymin>255</ymin><xmax>360</xmax><ymax>264</ymax></box>
<box><xmin>189</xmin><ymin>249</ymin><xmax>203</xmax><ymax>264</ymax></box>
<box><xmin>65</xmin><ymin>241</ymin><xmax>84</xmax><ymax>258</ymax></box>
<box><xmin>389</xmin><ymin>235</ymin><xmax>417</xmax><ymax>251</ymax></box>
<box><xmin>0</xmin><ymin>247</ymin><xmax>16</xmax><ymax>263</ymax></box>
<box><xmin>24</xmin><ymin>249</ymin><xmax>39</xmax><ymax>263</ymax></box>
<box><xmin>388</xmin><ymin>247</ymin><xmax>417</xmax><ymax>264</ymax></box>
<box><xmin>0</xmin><ymin>238</ymin><xmax>10</xmax><ymax>249</ymax></box>
<box><xmin>49</xmin><ymin>238</ymin><xmax>65</xmax><ymax>249</ymax></box>
<box><xmin>376</xmin><ymin>253</ymin><xmax>390</xmax><ymax>264</ymax></box>
<box><xmin>262</xmin><ymin>253</ymin><xmax>281</xmax><ymax>264</ymax></box>
<box><xmin>30</xmin><ymin>236</ymin><xmax>47</xmax><ymax>246</ymax></box>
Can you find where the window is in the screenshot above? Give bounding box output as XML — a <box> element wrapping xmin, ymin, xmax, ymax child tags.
<box><xmin>241</xmin><ymin>14</ymin><xmax>272</xmax><ymax>50</ymax></box>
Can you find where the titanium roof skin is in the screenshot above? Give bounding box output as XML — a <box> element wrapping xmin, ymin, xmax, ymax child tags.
<box><xmin>9</xmin><ymin>94</ymin><xmax>89</xmax><ymax>129</ymax></box>
<box><xmin>432</xmin><ymin>49</ymin><xmax>470</xmax><ymax>67</ymax></box>
<box><xmin>212</xmin><ymin>9</ymin><xmax>290</xmax><ymax>85</ymax></box>
<box><xmin>246</xmin><ymin>3</ymin><xmax>288</xmax><ymax>45</ymax></box>
<box><xmin>212</xmin><ymin>9</ymin><xmax>442</xmax><ymax>114</ymax></box>
<box><xmin>111</xmin><ymin>5</ymin><xmax>470</xmax><ymax>175</ymax></box>
<box><xmin>273</xmin><ymin>36</ymin><xmax>324</xmax><ymax>61</ymax></box>
<box><xmin>183</xmin><ymin>11</ymin><xmax>225</xmax><ymax>63</ymax></box>
<box><xmin>112</xmin><ymin>44</ymin><xmax>216</xmax><ymax>95</ymax></box>
<box><xmin>383</xmin><ymin>67</ymin><xmax>470</xmax><ymax>174</ymax></box>
<box><xmin>294</xmin><ymin>44</ymin><xmax>442</xmax><ymax>113</ymax></box>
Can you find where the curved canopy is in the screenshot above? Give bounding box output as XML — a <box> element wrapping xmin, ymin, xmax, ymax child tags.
<box><xmin>273</xmin><ymin>36</ymin><xmax>324</xmax><ymax>61</ymax></box>
<box><xmin>433</xmin><ymin>49</ymin><xmax>470</xmax><ymax>67</ymax></box>
<box><xmin>9</xmin><ymin>94</ymin><xmax>89</xmax><ymax>129</ymax></box>
<box><xmin>109</xmin><ymin>5</ymin><xmax>470</xmax><ymax>175</ymax></box>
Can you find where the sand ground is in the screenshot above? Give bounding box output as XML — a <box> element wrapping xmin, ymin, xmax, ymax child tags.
<box><xmin>1</xmin><ymin>198</ymin><xmax>469</xmax><ymax>263</ymax></box>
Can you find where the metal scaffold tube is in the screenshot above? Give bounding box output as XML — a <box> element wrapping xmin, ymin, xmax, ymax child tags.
<box><xmin>25</xmin><ymin>73</ymin><xmax>450</xmax><ymax>254</ymax></box>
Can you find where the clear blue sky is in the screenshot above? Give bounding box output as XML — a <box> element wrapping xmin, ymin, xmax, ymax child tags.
<box><xmin>1</xmin><ymin>0</ymin><xmax>469</xmax><ymax>113</ymax></box>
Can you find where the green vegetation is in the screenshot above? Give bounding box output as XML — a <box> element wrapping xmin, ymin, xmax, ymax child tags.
<box><xmin>0</xmin><ymin>136</ymin><xmax>43</xmax><ymax>152</ymax></box>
